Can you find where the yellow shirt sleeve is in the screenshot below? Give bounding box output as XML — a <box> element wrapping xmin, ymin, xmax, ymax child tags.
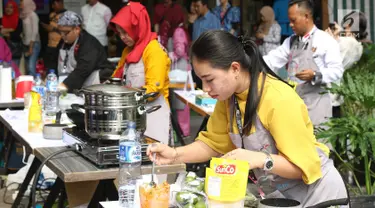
<box><xmin>143</xmin><ymin>40</ymin><xmax>171</xmax><ymax>96</ymax></box>
<box><xmin>266</xmin><ymin>97</ymin><xmax>322</xmax><ymax>184</ymax></box>
<box><xmin>196</xmin><ymin>100</ymin><xmax>236</xmax><ymax>155</ymax></box>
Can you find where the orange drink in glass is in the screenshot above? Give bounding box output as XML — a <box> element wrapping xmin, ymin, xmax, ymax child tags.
<box><xmin>139</xmin><ymin>182</ymin><xmax>170</xmax><ymax>208</ymax></box>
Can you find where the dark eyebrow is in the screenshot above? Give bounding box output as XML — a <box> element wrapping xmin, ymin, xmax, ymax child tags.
<box><xmin>201</xmin><ymin>74</ymin><xmax>210</xmax><ymax>78</ymax></box>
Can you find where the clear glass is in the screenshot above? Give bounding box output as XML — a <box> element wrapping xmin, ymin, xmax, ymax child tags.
<box><xmin>139</xmin><ymin>182</ymin><xmax>170</xmax><ymax>208</ymax></box>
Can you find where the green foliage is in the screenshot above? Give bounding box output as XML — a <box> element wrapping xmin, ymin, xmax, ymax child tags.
<box><xmin>317</xmin><ymin>44</ymin><xmax>375</xmax><ymax>195</ymax></box>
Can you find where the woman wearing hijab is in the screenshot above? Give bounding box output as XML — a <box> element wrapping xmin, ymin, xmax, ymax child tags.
<box><xmin>20</xmin><ymin>0</ymin><xmax>41</xmax><ymax>77</ymax></box>
<box><xmin>256</xmin><ymin>6</ymin><xmax>281</xmax><ymax>56</ymax></box>
<box><xmin>111</xmin><ymin>2</ymin><xmax>171</xmax><ymax>145</ymax></box>
<box><xmin>1</xmin><ymin>0</ymin><xmax>22</xmax><ymax>77</ymax></box>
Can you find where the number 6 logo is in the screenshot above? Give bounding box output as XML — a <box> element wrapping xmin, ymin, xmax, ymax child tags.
<box><xmin>341</xmin><ymin>11</ymin><xmax>356</xmax><ymax>29</ymax></box>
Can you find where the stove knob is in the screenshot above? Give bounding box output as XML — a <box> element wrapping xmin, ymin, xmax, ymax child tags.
<box><xmin>76</xmin><ymin>144</ymin><xmax>83</xmax><ymax>152</ymax></box>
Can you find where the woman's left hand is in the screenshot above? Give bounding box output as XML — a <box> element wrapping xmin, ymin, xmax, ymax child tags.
<box><xmin>222</xmin><ymin>148</ymin><xmax>266</xmax><ymax>169</ymax></box>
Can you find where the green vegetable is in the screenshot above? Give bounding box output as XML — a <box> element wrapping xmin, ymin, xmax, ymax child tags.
<box><xmin>197</xmin><ymin>183</ymin><xmax>205</xmax><ymax>192</ymax></box>
<box><xmin>183</xmin><ymin>204</ymin><xmax>194</xmax><ymax>208</ymax></box>
<box><xmin>185</xmin><ymin>177</ymin><xmax>195</xmax><ymax>183</ymax></box>
<box><xmin>195</xmin><ymin>201</ymin><xmax>206</xmax><ymax>208</ymax></box>
<box><xmin>176</xmin><ymin>192</ymin><xmax>198</xmax><ymax>205</ymax></box>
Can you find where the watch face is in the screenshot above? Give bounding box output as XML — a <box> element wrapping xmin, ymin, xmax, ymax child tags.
<box><xmin>265</xmin><ymin>160</ymin><xmax>273</xmax><ymax>170</ymax></box>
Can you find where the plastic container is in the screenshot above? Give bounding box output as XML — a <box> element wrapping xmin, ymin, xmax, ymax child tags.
<box><xmin>15</xmin><ymin>75</ymin><xmax>34</xmax><ymax>99</ymax></box>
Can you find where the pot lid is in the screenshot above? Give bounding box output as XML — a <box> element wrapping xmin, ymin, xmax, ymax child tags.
<box><xmin>81</xmin><ymin>82</ymin><xmax>143</xmax><ymax>94</ymax></box>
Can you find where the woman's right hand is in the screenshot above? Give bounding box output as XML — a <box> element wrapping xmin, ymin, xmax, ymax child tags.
<box><xmin>146</xmin><ymin>143</ymin><xmax>177</xmax><ymax>165</ymax></box>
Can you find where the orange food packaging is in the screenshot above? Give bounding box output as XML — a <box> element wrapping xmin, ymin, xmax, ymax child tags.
<box><xmin>139</xmin><ymin>181</ymin><xmax>170</xmax><ymax>208</ymax></box>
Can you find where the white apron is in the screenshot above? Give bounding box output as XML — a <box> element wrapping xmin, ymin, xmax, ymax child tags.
<box><xmin>122</xmin><ymin>59</ymin><xmax>171</xmax><ymax>145</ymax></box>
<box><xmin>57</xmin><ymin>38</ymin><xmax>100</xmax><ymax>87</ymax></box>
<box><xmin>287</xmin><ymin>30</ymin><xmax>332</xmax><ymax>127</ymax></box>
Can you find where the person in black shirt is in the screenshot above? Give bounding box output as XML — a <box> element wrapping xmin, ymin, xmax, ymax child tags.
<box><xmin>57</xmin><ymin>11</ymin><xmax>114</xmax><ymax>92</ymax></box>
<box><xmin>41</xmin><ymin>0</ymin><xmax>66</xmax><ymax>70</ymax></box>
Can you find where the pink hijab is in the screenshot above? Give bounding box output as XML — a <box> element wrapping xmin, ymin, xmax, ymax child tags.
<box><xmin>0</xmin><ymin>37</ymin><xmax>21</xmax><ymax>78</ymax></box>
<box><xmin>20</xmin><ymin>0</ymin><xmax>36</xmax><ymax>19</ymax></box>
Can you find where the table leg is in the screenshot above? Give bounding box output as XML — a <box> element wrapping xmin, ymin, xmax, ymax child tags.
<box><xmin>43</xmin><ymin>177</ymin><xmax>65</xmax><ymax>208</ymax></box>
<box><xmin>12</xmin><ymin>158</ymin><xmax>41</xmax><ymax>208</ymax></box>
<box><xmin>195</xmin><ymin>116</ymin><xmax>209</xmax><ymax>138</ymax></box>
<box><xmin>57</xmin><ymin>185</ymin><xmax>67</xmax><ymax>208</ymax></box>
<box><xmin>88</xmin><ymin>179</ymin><xmax>118</xmax><ymax>208</ymax></box>
<box><xmin>170</xmin><ymin>114</ymin><xmax>186</xmax><ymax>146</ymax></box>
<box><xmin>3</xmin><ymin>128</ymin><xmax>14</xmax><ymax>175</ymax></box>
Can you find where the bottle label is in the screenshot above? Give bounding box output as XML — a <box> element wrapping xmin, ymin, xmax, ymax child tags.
<box><xmin>34</xmin><ymin>86</ymin><xmax>45</xmax><ymax>97</ymax></box>
<box><xmin>119</xmin><ymin>144</ymin><xmax>141</xmax><ymax>163</ymax></box>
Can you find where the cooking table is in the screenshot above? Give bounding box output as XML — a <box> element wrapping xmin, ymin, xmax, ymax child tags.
<box><xmin>33</xmin><ymin>146</ymin><xmax>186</xmax><ymax>207</ymax></box>
<box><xmin>0</xmin><ymin>99</ymin><xmax>24</xmax><ymax>109</ymax></box>
<box><xmin>174</xmin><ymin>90</ymin><xmax>215</xmax><ymax>138</ymax></box>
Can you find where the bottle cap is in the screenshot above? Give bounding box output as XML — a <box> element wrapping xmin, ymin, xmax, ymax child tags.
<box><xmin>127</xmin><ymin>121</ymin><xmax>136</xmax><ymax>129</ymax></box>
<box><xmin>49</xmin><ymin>69</ymin><xmax>55</xmax><ymax>73</ymax></box>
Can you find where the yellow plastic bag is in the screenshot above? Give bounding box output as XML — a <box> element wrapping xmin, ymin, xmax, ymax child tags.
<box><xmin>205</xmin><ymin>157</ymin><xmax>249</xmax><ymax>202</ymax></box>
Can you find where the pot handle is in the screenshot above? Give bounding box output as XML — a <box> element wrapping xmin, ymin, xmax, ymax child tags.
<box><xmin>71</xmin><ymin>104</ymin><xmax>85</xmax><ymax>114</ymax></box>
<box><xmin>146</xmin><ymin>105</ymin><xmax>161</xmax><ymax>114</ymax></box>
<box><xmin>135</xmin><ymin>92</ymin><xmax>159</xmax><ymax>102</ymax></box>
<box><xmin>137</xmin><ymin>105</ymin><xmax>161</xmax><ymax>115</ymax></box>
<box><xmin>143</xmin><ymin>92</ymin><xmax>159</xmax><ymax>100</ymax></box>
<box><xmin>73</xmin><ymin>89</ymin><xmax>86</xmax><ymax>99</ymax></box>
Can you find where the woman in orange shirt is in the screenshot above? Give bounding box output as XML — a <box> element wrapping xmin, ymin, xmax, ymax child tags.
<box><xmin>111</xmin><ymin>2</ymin><xmax>171</xmax><ymax>144</ymax></box>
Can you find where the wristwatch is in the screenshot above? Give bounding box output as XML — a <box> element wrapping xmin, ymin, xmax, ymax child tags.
<box><xmin>262</xmin><ymin>151</ymin><xmax>274</xmax><ymax>171</ymax></box>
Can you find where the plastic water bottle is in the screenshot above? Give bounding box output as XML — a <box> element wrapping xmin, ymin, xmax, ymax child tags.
<box><xmin>33</xmin><ymin>73</ymin><xmax>46</xmax><ymax>106</ymax></box>
<box><xmin>118</xmin><ymin>121</ymin><xmax>142</xmax><ymax>207</ymax></box>
<box><xmin>44</xmin><ymin>69</ymin><xmax>59</xmax><ymax>116</ymax></box>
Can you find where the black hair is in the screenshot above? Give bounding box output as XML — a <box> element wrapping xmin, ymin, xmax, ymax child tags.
<box><xmin>191</xmin><ymin>30</ymin><xmax>291</xmax><ymax>135</ymax></box>
<box><xmin>343</xmin><ymin>11</ymin><xmax>368</xmax><ymax>41</ymax></box>
<box><xmin>192</xmin><ymin>0</ymin><xmax>209</xmax><ymax>6</ymax></box>
<box><xmin>288</xmin><ymin>0</ymin><xmax>314</xmax><ymax>17</ymax></box>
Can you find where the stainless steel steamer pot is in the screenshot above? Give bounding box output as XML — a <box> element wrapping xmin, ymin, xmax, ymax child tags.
<box><xmin>73</xmin><ymin>79</ymin><xmax>160</xmax><ymax>140</ymax></box>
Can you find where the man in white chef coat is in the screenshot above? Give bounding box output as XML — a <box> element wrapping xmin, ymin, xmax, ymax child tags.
<box><xmin>263</xmin><ymin>0</ymin><xmax>344</xmax><ymax>127</ymax></box>
<box><xmin>81</xmin><ymin>0</ymin><xmax>112</xmax><ymax>50</ymax></box>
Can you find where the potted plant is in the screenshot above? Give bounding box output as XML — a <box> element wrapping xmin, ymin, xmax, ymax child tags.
<box><xmin>317</xmin><ymin>45</ymin><xmax>375</xmax><ymax>207</ymax></box>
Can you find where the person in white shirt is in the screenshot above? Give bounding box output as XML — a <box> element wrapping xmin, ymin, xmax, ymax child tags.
<box><xmin>20</xmin><ymin>0</ymin><xmax>41</xmax><ymax>77</ymax></box>
<box><xmin>81</xmin><ymin>0</ymin><xmax>112</xmax><ymax>49</ymax></box>
<box><xmin>263</xmin><ymin>0</ymin><xmax>344</xmax><ymax>127</ymax></box>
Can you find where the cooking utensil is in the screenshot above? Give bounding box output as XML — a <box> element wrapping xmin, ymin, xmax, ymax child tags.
<box><xmin>150</xmin><ymin>152</ymin><xmax>157</xmax><ymax>187</ymax></box>
<box><xmin>65</xmin><ymin>107</ymin><xmax>85</xmax><ymax>129</ymax></box>
<box><xmin>258</xmin><ymin>198</ymin><xmax>301</xmax><ymax>208</ymax></box>
<box><xmin>42</xmin><ymin>111</ymin><xmax>69</xmax><ymax>140</ymax></box>
<box><xmin>72</xmin><ymin>81</ymin><xmax>162</xmax><ymax>140</ymax></box>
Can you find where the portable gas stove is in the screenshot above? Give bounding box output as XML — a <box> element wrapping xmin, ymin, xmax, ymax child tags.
<box><xmin>62</xmin><ymin>127</ymin><xmax>157</xmax><ymax>167</ymax></box>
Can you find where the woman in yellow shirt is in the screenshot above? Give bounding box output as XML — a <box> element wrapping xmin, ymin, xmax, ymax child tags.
<box><xmin>111</xmin><ymin>2</ymin><xmax>171</xmax><ymax>144</ymax></box>
<box><xmin>148</xmin><ymin>30</ymin><xmax>348</xmax><ymax>207</ymax></box>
